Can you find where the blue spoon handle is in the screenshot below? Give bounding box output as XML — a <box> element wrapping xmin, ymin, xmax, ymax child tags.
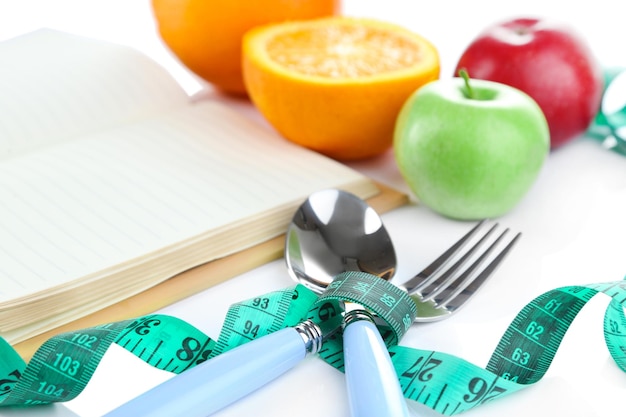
<box><xmin>343</xmin><ymin>315</ymin><xmax>410</xmax><ymax>417</ymax></box>
<box><xmin>103</xmin><ymin>326</ymin><xmax>307</xmax><ymax>417</ymax></box>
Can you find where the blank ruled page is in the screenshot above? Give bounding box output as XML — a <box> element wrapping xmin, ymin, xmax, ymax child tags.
<box><xmin>0</xmin><ymin>29</ymin><xmax>189</xmax><ymax>160</ymax></box>
<box><xmin>0</xmin><ymin>29</ymin><xmax>374</xmax><ymax>312</ymax></box>
<box><xmin>0</xmin><ymin>100</ymin><xmax>370</xmax><ymax>302</ymax></box>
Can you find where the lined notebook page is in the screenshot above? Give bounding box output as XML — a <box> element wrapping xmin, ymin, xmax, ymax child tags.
<box><xmin>0</xmin><ymin>29</ymin><xmax>375</xmax><ymax>308</ymax></box>
<box><xmin>0</xmin><ymin>29</ymin><xmax>189</xmax><ymax>160</ymax></box>
<box><xmin>0</xmin><ymin>91</ymin><xmax>371</xmax><ymax>303</ymax></box>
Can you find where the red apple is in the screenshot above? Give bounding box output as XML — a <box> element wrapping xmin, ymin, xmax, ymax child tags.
<box><xmin>455</xmin><ymin>18</ymin><xmax>603</xmax><ymax>149</ymax></box>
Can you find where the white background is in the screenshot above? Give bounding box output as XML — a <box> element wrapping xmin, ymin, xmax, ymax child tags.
<box><xmin>1</xmin><ymin>1</ymin><xmax>625</xmax><ymax>417</ymax></box>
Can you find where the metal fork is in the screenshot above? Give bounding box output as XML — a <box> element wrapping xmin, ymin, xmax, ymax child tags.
<box><xmin>403</xmin><ymin>220</ymin><xmax>521</xmax><ymax>320</ymax></box>
<box><xmin>343</xmin><ymin>220</ymin><xmax>521</xmax><ymax>417</ymax></box>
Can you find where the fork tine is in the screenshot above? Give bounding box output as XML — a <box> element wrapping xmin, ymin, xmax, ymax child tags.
<box><xmin>402</xmin><ymin>219</ymin><xmax>488</xmax><ymax>293</ymax></box>
<box><xmin>433</xmin><ymin>230</ymin><xmax>521</xmax><ymax>309</ymax></box>
<box><xmin>417</xmin><ymin>223</ymin><xmax>501</xmax><ymax>300</ymax></box>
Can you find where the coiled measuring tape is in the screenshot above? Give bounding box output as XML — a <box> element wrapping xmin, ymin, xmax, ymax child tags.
<box><xmin>1</xmin><ymin>272</ymin><xmax>625</xmax><ymax>415</ymax></box>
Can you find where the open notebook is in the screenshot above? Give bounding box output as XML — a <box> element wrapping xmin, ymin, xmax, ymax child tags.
<box><xmin>0</xmin><ymin>29</ymin><xmax>406</xmax><ymax>349</ymax></box>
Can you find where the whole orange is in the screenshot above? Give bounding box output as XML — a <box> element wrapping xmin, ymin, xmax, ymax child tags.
<box><xmin>151</xmin><ymin>0</ymin><xmax>340</xmax><ymax>95</ymax></box>
<box><xmin>243</xmin><ymin>17</ymin><xmax>440</xmax><ymax>160</ymax></box>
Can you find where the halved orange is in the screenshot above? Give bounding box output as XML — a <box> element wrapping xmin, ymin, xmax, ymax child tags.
<box><xmin>242</xmin><ymin>17</ymin><xmax>440</xmax><ymax>160</ymax></box>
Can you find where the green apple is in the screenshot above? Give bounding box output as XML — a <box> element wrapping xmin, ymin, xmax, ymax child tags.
<box><xmin>393</xmin><ymin>72</ymin><xmax>549</xmax><ymax>220</ymax></box>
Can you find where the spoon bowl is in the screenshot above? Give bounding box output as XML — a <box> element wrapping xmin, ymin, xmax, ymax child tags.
<box><xmin>285</xmin><ymin>188</ymin><xmax>397</xmax><ymax>292</ymax></box>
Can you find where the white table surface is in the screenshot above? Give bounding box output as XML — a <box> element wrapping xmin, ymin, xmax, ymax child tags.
<box><xmin>1</xmin><ymin>1</ymin><xmax>625</xmax><ymax>416</ymax></box>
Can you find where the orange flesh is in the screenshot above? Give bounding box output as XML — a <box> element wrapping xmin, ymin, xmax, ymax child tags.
<box><xmin>266</xmin><ymin>25</ymin><xmax>423</xmax><ymax>78</ymax></box>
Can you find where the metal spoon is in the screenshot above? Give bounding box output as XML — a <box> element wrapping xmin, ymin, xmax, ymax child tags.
<box><xmin>285</xmin><ymin>189</ymin><xmax>411</xmax><ymax>417</ymax></box>
<box><xmin>103</xmin><ymin>189</ymin><xmax>403</xmax><ymax>417</ymax></box>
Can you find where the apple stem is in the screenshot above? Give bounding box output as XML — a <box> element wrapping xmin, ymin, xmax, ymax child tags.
<box><xmin>459</xmin><ymin>68</ymin><xmax>475</xmax><ymax>99</ymax></box>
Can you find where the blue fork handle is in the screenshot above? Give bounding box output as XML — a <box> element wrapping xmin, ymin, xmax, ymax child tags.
<box><xmin>103</xmin><ymin>327</ymin><xmax>307</xmax><ymax>417</ymax></box>
<box><xmin>343</xmin><ymin>317</ymin><xmax>410</xmax><ymax>417</ymax></box>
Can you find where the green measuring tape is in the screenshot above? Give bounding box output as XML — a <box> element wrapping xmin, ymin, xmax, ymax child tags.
<box><xmin>1</xmin><ymin>273</ymin><xmax>625</xmax><ymax>415</ymax></box>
